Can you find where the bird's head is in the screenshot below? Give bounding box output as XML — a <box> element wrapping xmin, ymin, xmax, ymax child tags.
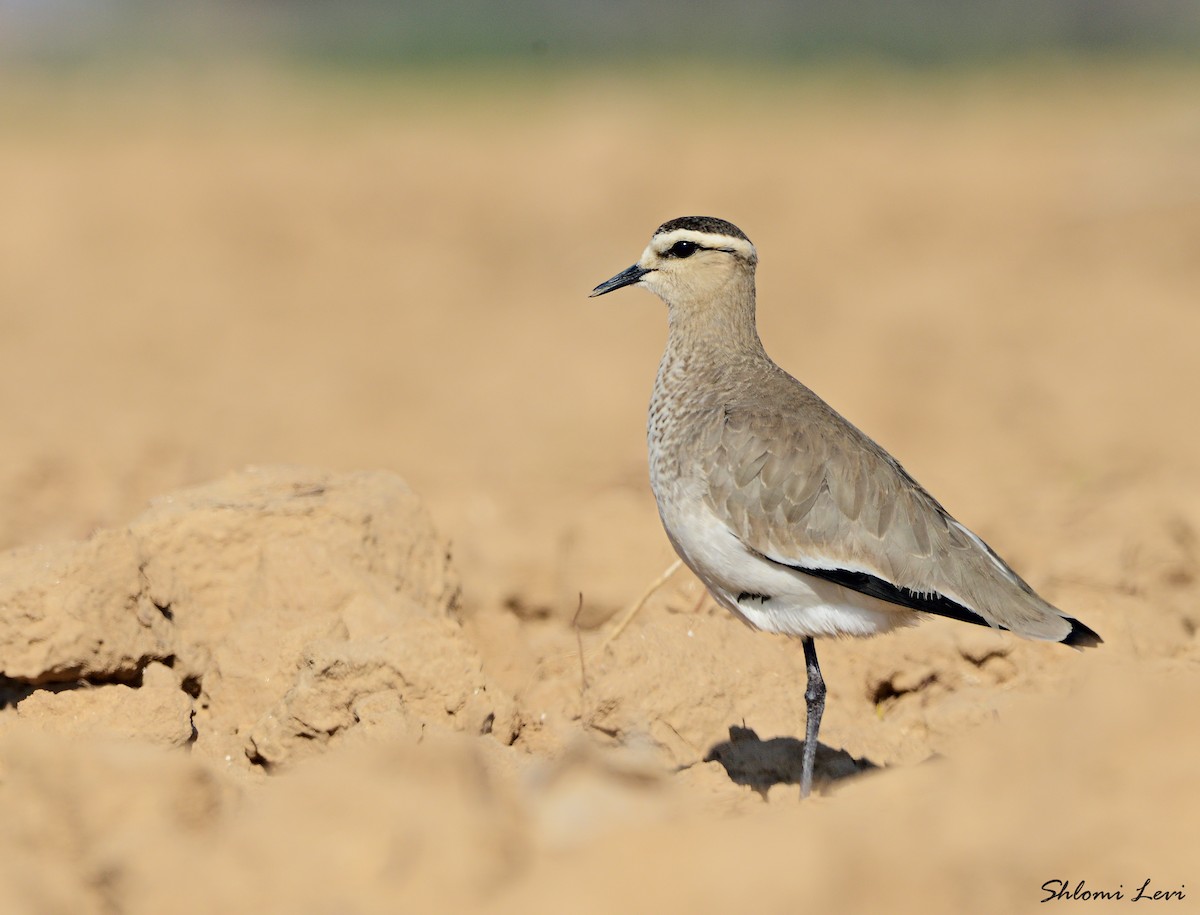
<box><xmin>590</xmin><ymin>216</ymin><xmax>757</xmax><ymax>311</ymax></box>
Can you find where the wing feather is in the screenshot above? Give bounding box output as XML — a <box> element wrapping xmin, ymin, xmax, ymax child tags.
<box><xmin>703</xmin><ymin>399</ymin><xmax>1077</xmax><ymax>641</ymax></box>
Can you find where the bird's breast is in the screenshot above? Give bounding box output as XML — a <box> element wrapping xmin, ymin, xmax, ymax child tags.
<box><xmin>648</xmin><ymin>386</ymin><xmax>716</xmax><ymax>504</ymax></box>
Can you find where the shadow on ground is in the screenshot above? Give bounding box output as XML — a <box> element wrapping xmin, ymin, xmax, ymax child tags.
<box><xmin>702</xmin><ymin>725</ymin><xmax>879</xmax><ymax>798</ymax></box>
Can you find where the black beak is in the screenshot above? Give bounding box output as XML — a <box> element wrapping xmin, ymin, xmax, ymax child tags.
<box><xmin>590</xmin><ymin>264</ymin><xmax>651</xmax><ymax>298</ymax></box>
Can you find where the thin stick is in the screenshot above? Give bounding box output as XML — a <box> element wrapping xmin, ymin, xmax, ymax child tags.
<box><xmin>572</xmin><ymin>592</ymin><xmax>589</xmax><ymax>695</ymax></box>
<box><xmin>595</xmin><ymin>558</ymin><xmax>683</xmax><ymax>655</ymax></box>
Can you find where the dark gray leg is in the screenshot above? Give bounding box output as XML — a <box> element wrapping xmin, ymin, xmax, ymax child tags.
<box><xmin>800</xmin><ymin>636</ymin><xmax>825</xmax><ymax>798</ymax></box>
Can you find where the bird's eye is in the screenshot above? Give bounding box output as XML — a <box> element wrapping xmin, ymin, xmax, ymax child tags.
<box><xmin>668</xmin><ymin>240</ymin><xmax>699</xmax><ymax>258</ymax></box>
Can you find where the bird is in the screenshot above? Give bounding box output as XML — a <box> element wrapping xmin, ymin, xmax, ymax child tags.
<box><xmin>590</xmin><ymin>215</ymin><xmax>1102</xmax><ymax>798</ymax></box>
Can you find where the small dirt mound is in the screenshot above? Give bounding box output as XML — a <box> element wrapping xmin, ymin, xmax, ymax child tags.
<box><xmin>0</xmin><ymin>466</ymin><xmax>519</xmax><ymax>770</ymax></box>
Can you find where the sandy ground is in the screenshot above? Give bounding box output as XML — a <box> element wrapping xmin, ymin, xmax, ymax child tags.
<box><xmin>0</xmin><ymin>64</ymin><xmax>1198</xmax><ymax>913</ymax></box>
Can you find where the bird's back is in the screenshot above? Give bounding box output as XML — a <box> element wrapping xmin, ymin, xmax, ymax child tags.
<box><xmin>650</xmin><ymin>342</ymin><xmax>1094</xmax><ymax>645</ymax></box>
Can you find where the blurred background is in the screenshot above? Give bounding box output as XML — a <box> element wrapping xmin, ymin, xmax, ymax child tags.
<box><xmin>2</xmin><ymin>1</ymin><xmax>1200</xmax><ymax>605</ymax></box>
<box><xmin>4</xmin><ymin>0</ymin><xmax>1200</xmax><ymax>65</ymax></box>
<box><xmin>2</xmin><ymin>1</ymin><xmax>1199</xmax><ymax>618</ymax></box>
<box><xmin>2</xmin><ymin>0</ymin><xmax>1198</xmax><ymax>610</ymax></box>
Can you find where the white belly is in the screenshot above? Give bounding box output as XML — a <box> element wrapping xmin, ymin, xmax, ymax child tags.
<box><xmin>657</xmin><ymin>488</ymin><xmax>918</xmax><ymax>639</ymax></box>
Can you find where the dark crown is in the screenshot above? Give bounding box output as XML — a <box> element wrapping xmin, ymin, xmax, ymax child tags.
<box><xmin>654</xmin><ymin>216</ymin><xmax>751</xmax><ymax>243</ymax></box>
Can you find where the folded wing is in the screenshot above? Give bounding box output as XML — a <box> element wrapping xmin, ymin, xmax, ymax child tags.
<box><xmin>703</xmin><ymin>398</ymin><xmax>1100</xmax><ymax>647</ymax></box>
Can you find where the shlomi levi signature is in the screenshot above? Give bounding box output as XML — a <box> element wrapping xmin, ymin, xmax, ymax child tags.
<box><xmin>1041</xmin><ymin>879</ymin><xmax>1186</xmax><ymax>903</ymax></box>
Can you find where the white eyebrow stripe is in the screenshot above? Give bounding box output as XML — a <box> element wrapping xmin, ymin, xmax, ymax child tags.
<box><xmin>652</xmin><ymin>228</ymin><xmax>758</xmax><ymax>262</ymax></box>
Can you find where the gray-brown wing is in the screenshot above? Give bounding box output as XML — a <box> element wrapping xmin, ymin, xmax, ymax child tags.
<box><xmin>703</xmin><ymin>399</ymin><xmax>1079</xmax><ymax>642</ymax></box>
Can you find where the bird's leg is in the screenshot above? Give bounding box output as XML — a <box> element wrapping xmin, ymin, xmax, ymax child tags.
<box><xmin>800</xmin><ymin>636</ymin><xmax>825</xmax><ymax>798</ymax></box>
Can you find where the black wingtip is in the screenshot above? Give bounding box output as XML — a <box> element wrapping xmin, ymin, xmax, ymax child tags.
<box><xmin>1062</xmin><ymin>616</ymin><xmax>1103</xmax><ymax>649</ymax></box>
